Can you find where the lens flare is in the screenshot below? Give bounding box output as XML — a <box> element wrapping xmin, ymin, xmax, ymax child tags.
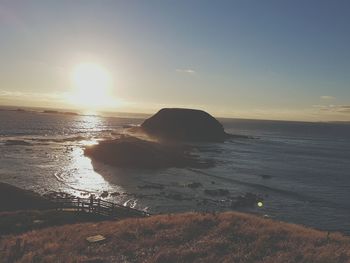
<box><xmin>68</xmin><ymin>63</ymin><xmax>116</xmax><ymax>109</ymax></box>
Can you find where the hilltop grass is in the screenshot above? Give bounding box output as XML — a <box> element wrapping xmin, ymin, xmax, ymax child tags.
<box><xmin>1</xmin><ymin>211</ymin><xmax>349</xmax><ymax>263</ymax></box>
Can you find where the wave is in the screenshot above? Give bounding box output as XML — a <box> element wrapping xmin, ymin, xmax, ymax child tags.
<box><xmin>29</xmin><ymin>135</ymin><xmax>88</xmax><ymax>143</ymax></box>
<box><xmin>4</xmin><ymin>140</ymin><xmax>32</xmax><ymax>146</ymax></box>
<box><xmin>27</xmin><ymin>132</ymin><xmax>119</xmax><ymax>144</ymax></box>
<box><xmin>1</xmin><ymin>135</ymin><xmax>90</xmax><ymax>144</ymax></box>
<box><xmin>123</xmin><ymin>199</ymin><xmax>138</xmax><ymax>208</ymax></box>
<box><xmin>53</xmin><ymin>170</ymin><xmax>91</xmax><ymax>193</ymax></box>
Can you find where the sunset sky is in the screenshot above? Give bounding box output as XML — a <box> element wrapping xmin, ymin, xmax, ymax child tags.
<box><xmin>0</xmin><ymin>0</ymin><xmax>349</xmax><ymax>121</ymax></box>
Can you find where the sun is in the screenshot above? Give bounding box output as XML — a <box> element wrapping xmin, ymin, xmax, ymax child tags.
<box><xmin>68</xmin><ymin>63</ymin><xmax>115</xmax><ymax>109</ymax></box>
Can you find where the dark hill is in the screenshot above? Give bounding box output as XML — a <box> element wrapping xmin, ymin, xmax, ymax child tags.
<box><xmin>0</xmin><ymin>183</ymin><xmax>53</xmax><ymax>212</ymax></box>
<box><xmin>141</xmin><ymin>108</ymin><xmax>230</xmax><ymax>142</ymax></box>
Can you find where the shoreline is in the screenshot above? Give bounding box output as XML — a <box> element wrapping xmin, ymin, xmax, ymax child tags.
<box><xmin>1</xmin><ymin>111</ymin><xmax>349</xmax><ymax>236</ymax></box>
<box><xmin>1</xmin><ymin>182</ymin><xmax>348</xmax><ymax>237</ymax></box>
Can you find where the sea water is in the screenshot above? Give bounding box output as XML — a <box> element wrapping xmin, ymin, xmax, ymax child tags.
<box><xmin>0</xmin><ymin>110</ymin><xmax>349</xmax><ymax>234</ymax></box>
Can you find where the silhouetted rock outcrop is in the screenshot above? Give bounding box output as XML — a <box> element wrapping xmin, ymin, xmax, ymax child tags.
<box><xmin>140</xmin><ymin>108</ymin><xmax>230</xmax><ymax>142</ymax></box>
<box><xmin>84</xmin><ymin>136</ymin><xmax>211</xmax><ymax>169</ymax></box>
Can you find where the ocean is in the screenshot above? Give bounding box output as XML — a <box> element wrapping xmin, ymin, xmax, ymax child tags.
<box><xmin>0</xmin><ymin>109</ymin><xmax>349</xmax><ymax>234</ymax></box>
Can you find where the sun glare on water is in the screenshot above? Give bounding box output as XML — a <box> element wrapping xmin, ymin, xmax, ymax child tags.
<box><xmin>68</xmin><ymin>63</ymin><xmax>116</xmax><ymax>109</ymax></box>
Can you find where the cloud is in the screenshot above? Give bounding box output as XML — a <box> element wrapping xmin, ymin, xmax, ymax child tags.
<box><xmin>313</xmin><ymin>104</ymin><xmax>350</xmax><ymax>114</ymax></box>
<box><xmin>336</xmin><ymin>105</ymin><xmax>350</xmax><ymax>113</ymax></box>
<box><xmin>0</xmin><ymin>89</ymin><xmax>67</xmax><ymax>104</ymax></box>
<box><xmin>320</xmin><ymin>95</ymin><xmax>336</xmax><ymax>100</ymax></box>
<box><xmin>176</xmin><ymin>68</ymin><xmax>196</xmax><ymax>74</ymax></box>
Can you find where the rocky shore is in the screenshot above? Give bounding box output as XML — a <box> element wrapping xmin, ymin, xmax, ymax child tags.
<box><xmin>84</xmin><ymin>136</ymin><xmax>213</xmax><ymax>169</ymax></box>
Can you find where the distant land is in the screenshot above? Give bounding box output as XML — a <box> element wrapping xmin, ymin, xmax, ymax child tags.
<box><xmin>0</xmin><ymin>104</ymin><xmax>350</xmax><ymax>124</ymax></box>
<box><xmin>0</xmin><ymin>105</ymin><xmax>150</xmax><ymax>119</ymax></box>
<box><xmin>42</xmin><ymin>110</ymin><xmax>79</xmax><ymax>116</ymax></box>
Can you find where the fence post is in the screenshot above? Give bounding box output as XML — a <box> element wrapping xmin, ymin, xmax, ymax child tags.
<box><xmin>98</xmin><ymin>199</ymin><xmax>101</xmax><ymax>215</ymax></box>
<box><xmin>89</xmin><ymin>195</ymin><xmax>93</xmax><ymax>213</ymax></box>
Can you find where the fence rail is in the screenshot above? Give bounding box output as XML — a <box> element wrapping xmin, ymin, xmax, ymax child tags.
<box><xmin>48</xmin><ymin>197</ymin><xmax>150</xmax><ymax>218</ymax></box>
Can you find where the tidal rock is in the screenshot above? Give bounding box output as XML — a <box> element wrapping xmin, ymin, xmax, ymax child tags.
<box><xmin>100</xmin><ymin>191</ymin><xmax>109</xmax><ymax>198</ymax></box>
<box><xmin>259</xmin><ymin>174</ymin><xmax>272</xmax><ymax>179</ymax></box>
<box><xmin>204</xmin><ymin>189</ymin><xmax>230</xmax><ymax>196</ymax></box>
<box><xmin>231</xmin><ymin>193</ymin><xmax>263</xmax><ymax>209</ymax></box>
<box><xmin>187</xmin><ymin>182</ymin><xmax>202</xmax><ymax>189</ymax></box>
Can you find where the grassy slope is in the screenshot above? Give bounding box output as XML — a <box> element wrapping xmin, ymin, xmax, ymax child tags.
<box><xmin>1</xmin><ymin>211</ymin><xmax>349</xmax><ymax>263</ymax></box>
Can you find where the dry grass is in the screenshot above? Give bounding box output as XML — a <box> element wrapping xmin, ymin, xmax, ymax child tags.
<box><xmin>1</xmin><ymin>211</ymin><xmax>349</xmax><ymax>263</ymax></box>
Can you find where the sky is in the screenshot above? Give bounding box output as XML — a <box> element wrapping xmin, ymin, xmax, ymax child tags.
<box><xmin>0</xmin><ymin>0</ymin><xmax>349</xmax><ymax>121</ymax></box>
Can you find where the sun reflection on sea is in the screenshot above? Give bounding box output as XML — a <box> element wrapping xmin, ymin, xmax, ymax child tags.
<box><xmin>55</xmin><ymin>147</ymin><xmax>106</xmax><ymax>193</ymax></box>
<box><xmin>58</xmin><ymin>146</ymin><xmax>126</xmax><ymax>200</ymax></box>
<box><xmin>55</xmin><ymin>114</ymin><xmax>126</xmax><ymax>199</ymax></box>
<box><xmin>78</xmin><ymin>114</ymin><xmax>102</xmax><ymax>130</ymax></box>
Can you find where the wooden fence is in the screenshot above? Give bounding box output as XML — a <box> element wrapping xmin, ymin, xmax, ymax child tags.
<box><xmin>49</xmin><ymin>197</ymin><xmax>150</xmax><ymax>218</ymax></box>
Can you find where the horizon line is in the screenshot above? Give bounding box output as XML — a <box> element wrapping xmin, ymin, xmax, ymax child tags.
<box><xmin>1</xmin><ymin>104</ymin><xmax>349</xmax><ymax>124</ymax></box>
